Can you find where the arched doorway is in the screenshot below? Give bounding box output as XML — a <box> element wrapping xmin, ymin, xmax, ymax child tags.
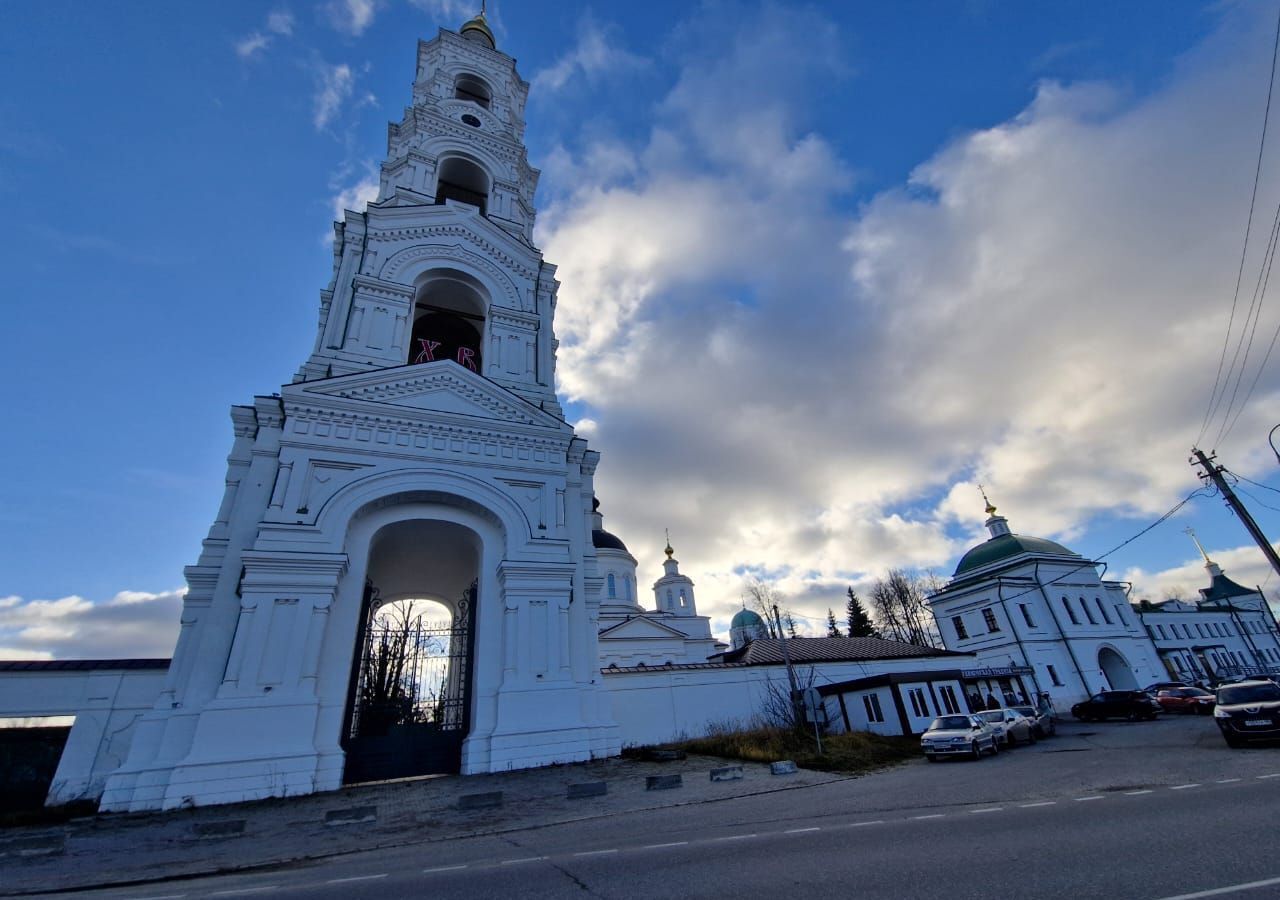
<box><xmin>341</xmin><ymin>519</ymin><xmax>480</xmax><ymax>784</ymax></box>
<box><xmin>1098</xmin><ymin>646</ymin><xmax>1138</xmax><ymax>691</ymax></box>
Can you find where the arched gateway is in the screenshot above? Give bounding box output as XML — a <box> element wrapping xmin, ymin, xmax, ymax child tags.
<box><xmin>97</xmin><ymin>17</ymin><xmax>622</xmax><ymax>812</ymax></box>
<box><xmin>1099</xmin><ymin>646</ymin><xmax>1138</xmax><ymax>690</ymax></box>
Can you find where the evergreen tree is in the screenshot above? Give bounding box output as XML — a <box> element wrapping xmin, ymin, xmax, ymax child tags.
<box><xmin>826</xmin><ymin>608</ymin><xmax>842</xmax><ymax>637</ymax></box>
<box><xmin>846</xmin><ymin>586</ymin><xmax>879</xmax><ymax>638</ymax></box>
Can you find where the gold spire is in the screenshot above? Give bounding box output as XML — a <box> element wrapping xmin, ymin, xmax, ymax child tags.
<box><xmin>664</xmin><ymin>528</ymin><xmax>674</xmax><ymax>560</ymax></box>
<box><xmin>979</xmin><ymin>483</ymin><xmax>997</xmax><ymax>517</ymax></box>
<box><xmin>1185</xmin><ymin>526</ymin><xmax>1213</xmax><ymax>565</ymax></box>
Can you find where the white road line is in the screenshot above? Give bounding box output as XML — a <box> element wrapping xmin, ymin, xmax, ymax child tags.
<box><xmin>1074</xmin><ymin>796</ymin><xmax>1104</xmax><ymax>802</ymax></box>
<box><xmin>1125</xmin><ymin>789</ymin><xmax>1153</xmax><ymax>795</ymax></box>
<box><xmin>849</xmin><ymin>820</ymin><xmax>885</xmax><ymax>827</ymax></box>
<box><xmin>500</xmin><ymin>857</ymin><xmax>547</xmax><ymax>865</ymax></box>
<box><xmin>1217</xmin><ymin>778</ymin><xmax>1242</xmax><ymax>783</ymax></box>
<box><xmin>641</xmin><ymin>841</ymin><xmax>689</xmax><ymax>850</ymax></box>
<box><xmin>784</xmin><ymin>827</ymin><xmax>821</xmax><ymax>834</ymax></box>
<box><xmin>1257</xmin><ymin>773</ymin><xmax>1280</xmax><ymax>779</ymax></box>
<box><xmin>712</xmin><ymin>834</ymin><xmax>758</xmax><ymax>842</ymax></box>
<box><xmin>1019</xmin><ymin>801</ymin><xmax>1056</xmax><ymax>808</ymax></box>
<box><xmin>572</xmin><ymin>849</ymin><xmax>618</xmax><ymax>858</ymax></box>
<box><xmin>969</xmin><ymin>807</ymin><xmax>1003</xmax><ymax>814</ymax></box>
<box><xmin>1153</xmin><ymin>874</ymin><xmax>1280</xmax><ymax>899</ymax></box>
<box><xmin>1170</xmin><ymin>783</ymin><xmax>1200</xmax><ymax>790</ymax></box>
<box><xmin>210</xmin><ymin>889</ymin><xmax>279</xmax><ymax>897</ymax></box>
<box><xmin>422</xmin><ymin>865</ymin><xmax>468</xmax><ymax>874</ymax></box>
<box><xmin>911</xmin><ymin>814</ymin><xmax>946</xmax><ymax>820</ymax></box>
<box><xmin>325</xmin><ymin>874</ymin><xmax>388</xmax><ymax>885</ymax></box>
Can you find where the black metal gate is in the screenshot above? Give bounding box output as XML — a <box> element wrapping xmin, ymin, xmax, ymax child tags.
<box><xmin>341</xmin><ymin>581</ymin><xmax>476</xmax><ymax>784</ymax></box>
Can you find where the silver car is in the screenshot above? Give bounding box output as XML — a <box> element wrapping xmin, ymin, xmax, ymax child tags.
<box><xmin>921</xmin><ymin>714</ymin><xmax>1000</xmax><ymax>761</ymax></box>
<box><xmin>976</xmin><ymin>708</ymin><xmax>1038</xmax><ymax>746</ymax></box>
<box><xmin>1013</xmin><ymin>704</ymin><xmax>1056</xmax><ymax>737</ymax></box>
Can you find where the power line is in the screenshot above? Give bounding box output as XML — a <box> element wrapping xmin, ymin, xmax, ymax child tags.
<box><xmin>1201</xmin><ymin>4</ymin><xmax>1280</xmax><ymax>447</ymax></box>
<box><xmin>1235</xmin><ymin>472</ymin><xmax>1280</xmax><ymax>495</ymax></box>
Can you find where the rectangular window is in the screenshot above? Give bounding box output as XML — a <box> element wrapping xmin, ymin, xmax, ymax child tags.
<box><xmin>982</xmin><ymin>608</ymin><xmax>1000</xmax><ymax>633</ymax></box>
<box><xmin>1157</xmin><ymin>624</ymin><xmax>1168</xmax><ymax>639</ymax></box>
<box><xmin>908</xmin><ymin>688</ymin><xmax>930</xmax><ymax>719</ymax></box>
<box><xmin>1197</xmin><ymin>624</ymin><xmax>1207</xmax><ymax>638</ymax></box>
<box><xmin>1114</xmin><ymin>605</ymin><xmax>1127</xmax><ymax>624</ymax></box>
<box><xmin>1080</xmin><ymin>598</ymin><xmax>1097</xmax><ymax>625</ymax></box>
<box><xmin>952</xmin><ymin>616</ymin><xmax>968</xmax><ymax>640</ymax></box>
<box><xmin>1046</xmin><ymin>664</ymin><xmax>1063</xmax><ymax>687</ymax></box>
<box><xmin>1096</xmin><ymin>598</ymin><xmax>1112</xmax><ymax>625</ymax></box>
<box><xmin>1019</xmin><ymin>603</ymin><xmax>1036</xmax><ymax>628</ymax></box>
<box><xmin>1062</xmin><ymin>597</ymin><xmax>1080</xmax><ymax>625</ymax></box>
<box><xmin>862</xmin><ymin>693</ymin><xmax>884</xmax><ymax>723</ymax></box>
<box><xmin>939</xmin><ymin>684</ymin><xmax>960</xmax><ymax>714</ymax></box>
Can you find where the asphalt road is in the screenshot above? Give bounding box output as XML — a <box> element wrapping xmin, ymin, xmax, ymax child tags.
<box><xmin>57</xmin><ymin>717</ymin><xmax>1280</xmax><ymax>899</ymax></box>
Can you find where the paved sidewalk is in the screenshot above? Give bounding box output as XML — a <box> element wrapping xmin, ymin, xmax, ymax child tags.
<box><xmin>0</xmin><ymin>755</ymin><xmax>847</xmax><ymax>895</ymax></box>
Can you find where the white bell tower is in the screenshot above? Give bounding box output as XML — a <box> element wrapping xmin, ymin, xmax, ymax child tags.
<box><xmin>98</xmin><ymin>15</ymin><xmax>621</xmax><ymax>812</ymax></box>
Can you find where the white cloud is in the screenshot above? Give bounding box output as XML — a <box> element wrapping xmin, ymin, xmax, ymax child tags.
<box><xmin>1122</xmin><ymin>542</ymin><xmax>1280</xmax><ymax>610</ymax></box>
<box><xmin>324</xmin><ymin>0</ymin><xmax>378</xmax><ymax>36</ymax></box>
<box><xmin>538</xmin><ymin>4</ymin><xmax>1280</xmax><ymax>639</ymax></box>
<box><xmin>532</xmin><ymin>18</ymin><xmax>647</xmax><ymax>93</ymax></box>
<box><xmin>330</xmin><ymin>161</ymin><xmax>381</xmax><ymax>222</ymax></box>
<box><xmin>313</xmin><ymin>62</ymin><xmax>355</xmax><ymax>130</ymax></box>
<box><xmin>234</xmin><ymin>9</ymin><xmax>295</xmax><ymax>59</ymax></box>
<box><xmin>0</xmin><ymin>590</ymin><xmax>183</xmax><ymax>660</ymax></box>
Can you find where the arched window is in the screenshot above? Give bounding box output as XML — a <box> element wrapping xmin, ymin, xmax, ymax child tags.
<box><xmin>678</xmin><ymin>589</ymin><xmax>688</xmax><ymax>608</ymax></box>
<box><xmin>607</xmin><ymin>573</ymin><xmax>616</xmax><ymax>599</ymax></box>
<box><xmin>666</xmin><ymin>589</ymin><xmax>673</xmax><ymax>609</ymax></box>
<box><xmin>435</xmin><ymin>156</ymin><xmax>489</xmax><ymax>215</ymax></box>
<box><xmin>407</xmin><ymin>269</ymin><xmax>485</xmax><ymax>371</ymax></box>
<box><xmin>454</xmin><ymin>74</ymin><xmax>492</xmax><ymax>109</ymax></box>
<box><xmin>623</xmin><ymin>576</ymin><xmax>632</xmax><ymax>601</ymax></box>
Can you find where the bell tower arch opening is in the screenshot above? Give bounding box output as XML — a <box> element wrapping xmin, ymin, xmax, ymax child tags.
<box><xmin>341</xmin><ymin>518</ymin><xmax>481</xmax><ymax>785</ymax></box>
<box><xmin>435</xmin><ymin>155</ymin><xmax>489</xmax><ymax>214</ymax></box>
<box><xmin>454</xmin><ymin>73</ymin><xmax>492</xmax><ymax>108</ymax></box>
<box><xmin>407</xmin><ymin>269</ymin><xmax>486</xmax><ymax>372</ymax></box>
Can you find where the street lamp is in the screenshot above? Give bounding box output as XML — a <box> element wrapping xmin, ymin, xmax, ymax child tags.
<box><xmin>1271</xmin><ymin>423</ymin><xmax>1280</xmax><ymax>466</ymax></box>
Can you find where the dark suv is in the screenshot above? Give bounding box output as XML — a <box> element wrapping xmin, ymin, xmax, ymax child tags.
<box><xmin>1214</xmin><ymin>680</ymin><xmax>1280</xmax><ymax>747</ymax></box>
<box><xmin>1071</xmin><ymin>690</ymin><xmax>1160</xmax><ymax>722</ymax></box>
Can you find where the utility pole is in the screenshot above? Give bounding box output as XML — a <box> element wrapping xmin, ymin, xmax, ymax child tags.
<box><xmin>1191</xmin><ymin>448</ymin><xmax>1280</xmax><ymax>581</ymax></box>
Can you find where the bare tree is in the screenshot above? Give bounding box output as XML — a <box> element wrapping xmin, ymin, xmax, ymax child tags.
<box><xmin>745</xmin><ymin>578</ymin><xmax>786</xmax><ymax>639</ymax></box>
<box><xmin>869</xmin><ymin>569</ymin><xmax>943</xmax><ymax>648</ymax></box>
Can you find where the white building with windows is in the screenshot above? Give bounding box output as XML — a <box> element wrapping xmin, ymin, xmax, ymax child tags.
<box><xmin>928</xmin><ymin>502</ymin><xmax>1166</xmax><ymax>708</ymax></box>
<box><xmin>1135</xmin><ymin>552</ymin><xmax>1280</xmax><ymax>682</ymax></box>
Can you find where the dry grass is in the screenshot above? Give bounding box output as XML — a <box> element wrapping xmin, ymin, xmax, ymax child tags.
<box><xmin>672</xmin><ymin>724</ymin><xmax>918</xmax><ymax>775</ymax></box>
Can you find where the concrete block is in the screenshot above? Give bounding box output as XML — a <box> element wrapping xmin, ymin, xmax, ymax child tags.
<box><xmin>770</xmin><ymin>760</ymin><xmax>798</xmax><ymax>775</ymax></box>
<box><xmin>567</xmin><ymin>781</ymin><xmax>608</xmax><ymax>799</ymax></box>
<box><xmin>324</xmin><ymin>805</ymin><xmax>376</xmax><ymax>826</ymax></box>
<box><xmin>191</xmin><ymin>819</ymin><xmax>246</xmax><ymax>839</ymax></box>
<box><xmin>710</xmin><ymin>765</ymin><xmax>744</xmax><ymax>782</ymax></box>
<box><xmin>456</xmin><ymin>791</ymin><xmax>503</xmax><ymax>810</ymax></box>
<box><xmin>646</xmin><ymin>774</ymin><xmax>683</xmax><ymax>791</ymax></box>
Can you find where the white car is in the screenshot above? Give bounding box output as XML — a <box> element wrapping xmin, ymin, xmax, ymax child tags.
<box><xmin>975</xmin><ymin>708</ymin><xmax>1038</xmax><ymax>746</ymax></box>
<box><xmin>921</xmin><ymin>714</ymin><xmax>1000</xmax><ymax>761</ymax></box>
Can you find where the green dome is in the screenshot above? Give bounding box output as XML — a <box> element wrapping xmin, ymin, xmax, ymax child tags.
<box><xmin>731</xmin><ymin>608</ymin><xmax>765</xmax><ymax>629</ymax></box>
<box><xmin>954</xmin><ymin>533</ymin><xmax>1079</xmax><ymax>576</ymax></box>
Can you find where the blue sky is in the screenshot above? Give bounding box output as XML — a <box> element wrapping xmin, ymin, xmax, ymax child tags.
<box><xmin>2</xmin><ymin>1</ymin><xmax>1279</xmax><ymax>656</ymax></box>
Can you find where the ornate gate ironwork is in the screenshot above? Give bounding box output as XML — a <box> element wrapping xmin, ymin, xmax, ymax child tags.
<box><xmin>341</xmin><ymin>581</ymin><xmax>477</xmax><ymax>784</ymax></box>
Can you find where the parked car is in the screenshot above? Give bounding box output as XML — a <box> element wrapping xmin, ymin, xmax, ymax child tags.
<box><xmin>921</xmin><ymin>714</ymin><xmax>1000</xmax><ymax>760</ymax></box>
<box><xmin>1141</xmin><ymin>681</ymin><xmax>1191</xmax><ymax>694</ymax></box>
<box><xmin>1013</xmin><ymin>704</ymin><xmax>1056</xmax><ymax>737</ymax></box>
<box><xmin>976</xmin><ymin>708</ymin><xmax>1037</xmax><ymax>746</ymax></box>
<box><xmin>1155</xmin><ymin>687</ymin><xmax>1215</xmax><ymax>715</ymax></box>
<box><xmin>1071</xmin><ymin>690</ymin><xmax>1161</xmax><ymax>722</ymax></box>
<box><xmin>1214</xmin><ymin>679</ymin><xmax>1280</xmax><ymax>748</ymax></box>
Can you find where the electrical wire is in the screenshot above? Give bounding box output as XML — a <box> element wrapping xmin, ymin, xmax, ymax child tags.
<box><xmin>1201</xmin><ymin>4</ymin><xmax>1280</xmax><ymax>447</ymax></box>
<box><xmin>1235</xmin><ymin>472</ymin><xmax>1280</xmax><ymax>495</ymax></box>
<box><xmin>1236</xmin><ymin>483</ymin><xmax>1280</xmax><ymax>514</ymax></box>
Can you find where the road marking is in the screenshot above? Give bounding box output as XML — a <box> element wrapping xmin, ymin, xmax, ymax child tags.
<box><xmin>1124</xmin><ymin>789</ymin><xmax>1153</xmax><ymax>795</ymax></box>
<box><xmin>848</xmin><ymin>820</ymin><xmax>885</xmax><ymax>827</ymax></box>
<box><xmin>641</xmin><ymin>841</ymin><xmax>689</xmax><ymax>850</ymax></box>
<box><xmin>1153</xmin><ymin>874</ymin><xmax>1280</xmax><ymax>899</ymax></box>
<box><xmin>969</xmin><ymin>807</ymin><xmax>1003</xmax><ymax>814</ymax></box>
<box><xmin>1019</xmin><ymin>801</ymin><xmax>1056</xmax><ymax>808</ymax></box>
<box><xmin>1257</xmin><ymin>773</ymin><xmax>1280</xmax><ymax>779</ymax></box>
<box><xmin>785</xmin><ymin>827</ymin><xmax>821</xmax><ymax>834</ymax></box>
<box><xmin>500</xmin><ymin>857</ymin><xmax>547</xmax><ymax>866</ymax></box>
<box><xmin>572</xmin><ymin>849</ymin><xmax>618</xmax><ymax>858</ymax></box>
<box><xmin>211</xmin><ymin>889</ymin><xmax>279</xmax><ymax>897</ymax></box>
<box><xmin>1170</xmin><ymin>783</ymin><xmax>1200</xmax><ymax>790</ymax></box>
<box><xmin>422</xmin><ymin>865</ymin><xmax>468</xmax><ymax>874</ymax></box>
<box><xmin>911</xmin><ymin>814</ymin><xmax>945</xmax><ymax>820</ymax></box>
<box><xmin>325</xmin><ymin>874</ymin><xmax>388</xmax><ymax>885</ymax></box>
<box><xmin>1074</xmin><ymin>796</ymin><xmax>1104</xmax><ymax>801</ymax></box>
<box><xmin>1217</xmin><ymin>778</ymin><xmax>1242</xmax><ymax>783</ymax></box>
<box><xmin>712</xmin><ymin>834</ymin><xmax>757</xmax><ymax>842</ymax></box>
